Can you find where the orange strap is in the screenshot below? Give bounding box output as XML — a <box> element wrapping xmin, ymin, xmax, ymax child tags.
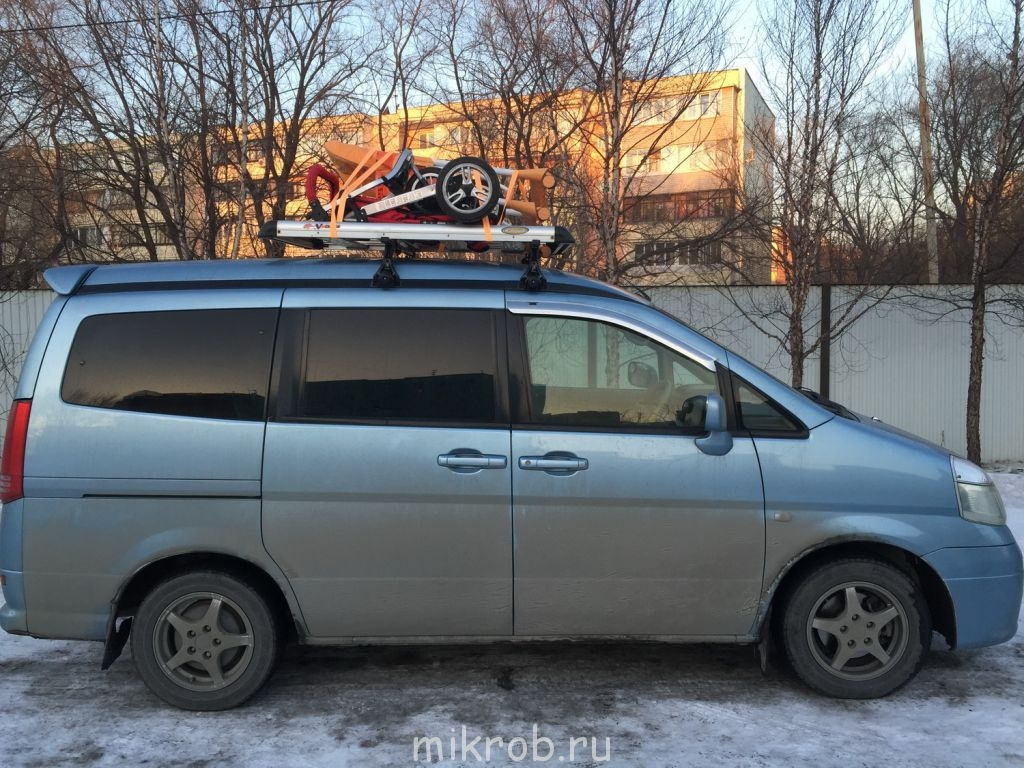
<box><xmin>497</xmin><ymin>170</ymin><xmax>519</xmax><ymax>225</ymax></box>
<box><xmin>329</xmin><ymin>150</ymin><xmax>397</xmax><ymax>238</ymax></box>
<box><xmin>472</xmin><ymin>169</ymin><xmax>492</xmax><ymax>241</ymax></box>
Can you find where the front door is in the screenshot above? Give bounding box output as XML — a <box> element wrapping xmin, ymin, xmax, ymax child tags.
<box><xmin>509</xmin><ymin>310</ymin><xmax>766</xmax><ymax>637</ymax></box>
<box><xmin>262</xmin><ymin>297</ymin><xmax>512</xmax><ymax>638</ymax></box>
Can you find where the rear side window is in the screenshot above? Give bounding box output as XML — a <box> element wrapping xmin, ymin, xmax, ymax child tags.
<box><xmin>62</xmin><ymin>309</ymin><xmax>277</xmax><ymax>421</ymax></box>
<box><xmin>297</xmin><ymin>308</ymin><xmax>498</xmax><ymax>424</ymax></box>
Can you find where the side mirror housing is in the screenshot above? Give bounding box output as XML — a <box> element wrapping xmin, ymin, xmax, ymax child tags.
<box><xmin>696</xmin><ymin>392</ymin><xmax>733</xmax><ymax>456</ymax></box>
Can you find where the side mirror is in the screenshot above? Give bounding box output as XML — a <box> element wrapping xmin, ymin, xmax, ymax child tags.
<box><xmin>696</xmin><ymin>392</ymin><xmax>733</xmax><ymax>456</ymax></box>
<box><xmin>627</xmin><ymin>360</ymin><xmax>658</xmax><ymax>389</ymax></box>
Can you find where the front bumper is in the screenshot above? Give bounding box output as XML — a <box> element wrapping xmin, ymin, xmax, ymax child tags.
<box><xmin>924</xmin><ymin>542</ymin><xmax>1023</xmax><ymax>649</ymax></box>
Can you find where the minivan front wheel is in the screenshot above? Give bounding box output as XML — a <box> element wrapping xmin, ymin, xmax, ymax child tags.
<box><xmin>131</xmin><ymin>572</ymin><xmax>279</xmax><ymax>710</ymax></box>
<box><xmin>781</xmin><ymin>559</ymin><xmax>930</xmax><ymax>698</ymax></box>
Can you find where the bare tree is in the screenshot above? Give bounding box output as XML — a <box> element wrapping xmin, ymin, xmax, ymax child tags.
<box><xmin>717</xmin><ymin>0</ymin><xmax>907</xmax><ymax>389</ymax></box>
<box><xmin>423</xmin><ymin>0</ymin><xmax>744</xmax><ymax>277</ymax></box>
<box><xmin>10</xmin><ymin>0</ymin><xmax>370</xmax><ymax>263</ymax></box>
<box><xmin>926</xmin><ymin>0</ymin><xmax>1024</xmax><ymax>461</ymax></box>
<box><xmin>420</xmin><ymin>0</ymin><xmax>590</xmax><ymax>265</ymax></box>
<box><xmin>552</xmin><ymin>0</ymin><xmax>731</xmax><ymax>281</ymax></box>
<box><xmin>215</xmin><ymin>0</ymin><xmax>369</xmax><ymax>258</ymax></box>
<box><xmin>15</xmin><ymin>0</ymin><xmax>211</xmax><ymax>261</ymax></box>
<box><xmin>0</xmin><ymin>5</ymin><xmax>63</xmax><ymax>290</ymax></box>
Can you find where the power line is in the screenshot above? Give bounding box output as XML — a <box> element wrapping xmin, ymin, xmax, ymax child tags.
<box><xmin>0</xmin><ymin>0</ymin><xmax>336</xmax><ymax>36</ymax></box>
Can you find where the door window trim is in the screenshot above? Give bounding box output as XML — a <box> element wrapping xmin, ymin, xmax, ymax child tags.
<box><xmin>506</xmin><ymin>298</ymin><xmax>718</xmax><ymax>371</ymax></box>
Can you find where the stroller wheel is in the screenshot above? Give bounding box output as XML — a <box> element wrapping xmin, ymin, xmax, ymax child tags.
<box><xmin>408</xmin><ymin>167</ymin><xmax>442</xmax><ymax>213</ymax></box>
<box><xmin>435</xmin><ymin>157</ymin><xmax>500</xmax><ymax>223</ymax></box>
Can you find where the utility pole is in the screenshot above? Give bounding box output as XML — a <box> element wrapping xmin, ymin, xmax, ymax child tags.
<box><xmin>914</xmin><ymin>0</ymin><xmax>940</xmax><ymax>283</ymax></box>
<box><xmin>232</xmin><ymin>4</ymin><xmax>250</xmax><ymax>261</ymax></box>
<box><xmin>819</xmin><ymin>283</ymin><xmax>831</xmax><ymax>399</ymax></box>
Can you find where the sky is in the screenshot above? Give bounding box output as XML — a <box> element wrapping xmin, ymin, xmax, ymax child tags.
<box><xmin>727</xmin><ymin>0</ymin><xmax>941</xmax><ymax>95</ymax></box>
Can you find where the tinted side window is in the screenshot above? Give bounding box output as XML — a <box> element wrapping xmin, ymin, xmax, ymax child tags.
<box><xmin>62</xmin><ymin>309</ymin><xmax>277</xmax><ymax>421</ymax></box>
<box><xmin>734</xmin><ymin>379</ymin><xmax>802</xmax><ymax>434</ymax></box>
<box><xmin>299</xmin><ymin>309</ymin><xmax>498</xmax><ymax>423</ymax></box>
<box><xmin>522</xmin><ymin>315</ymin><xmax>718</xmax><ymax>430</ymax></box>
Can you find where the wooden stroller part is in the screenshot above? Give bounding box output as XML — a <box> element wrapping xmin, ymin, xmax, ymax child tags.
<box><xmin>324</xmin><ymin>141</ymin><xmax>436</xmax><ymax>176</ymax></box>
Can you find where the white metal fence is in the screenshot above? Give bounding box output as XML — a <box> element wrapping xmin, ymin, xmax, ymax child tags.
<box><xmin>652</xmin><ymin>285</ymin><xmax>1024</xmax><ymax>462</ymax></box>
<box><xmin>0</xmin><ymin>291</ymin><xmax>54</xmax><ymax>438</ymax></box>
<box><xmin>1</xmin><ymin>285</ymin><xmax>1022</xmax><ymax>461</ymax></box>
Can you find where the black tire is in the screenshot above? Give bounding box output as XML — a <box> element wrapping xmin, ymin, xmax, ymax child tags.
<box><xmin>780</xmin><ymin>558</ymin><xmax>930</xmax><ymax>699</ymax></box>
<box><xmin>131</xmin><ymin>571</ymin><xmax>279</xmax><ymax>711</ymax></box>
<box><xmin>434</xmin><ymin>156</ymin><xmax>501</xmax><ymax>223</ymax></box>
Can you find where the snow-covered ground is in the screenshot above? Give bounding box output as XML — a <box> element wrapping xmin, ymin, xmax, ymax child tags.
<box><xmin>1</xmin><ymin>474</ymin><xmax>1023</xmax><ymax>768</ymax></box>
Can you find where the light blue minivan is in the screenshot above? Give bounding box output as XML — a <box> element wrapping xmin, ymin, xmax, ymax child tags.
<box><xmin>0</xmin><ymin>257</ymin><xmax>1020</xmax><ymax>710</ymax></box>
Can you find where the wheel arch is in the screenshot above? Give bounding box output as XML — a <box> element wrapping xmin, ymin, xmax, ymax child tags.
<box><xmin>102</xmin><ymin>551</ymin><xmax>303</xmax><ymax>668</ymax></box>
<box><xmin>761</xmin><ymin>539</ymin><xmax>956</xmax><ymax>649</ymax></box>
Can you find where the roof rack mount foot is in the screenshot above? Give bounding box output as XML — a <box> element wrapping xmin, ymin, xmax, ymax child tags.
<box><xmin>372</xmin><ymin>238</ymin><xmax>401</xmax><ymax>288</ymax></box>
<box><xmin>519</xmin><ymin>240</ymin><xmax>547</xmax><ymax>292</ymax></box>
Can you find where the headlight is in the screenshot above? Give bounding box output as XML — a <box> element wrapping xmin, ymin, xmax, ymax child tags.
<box><xmin>951</xmin><ymin>456</ymin><xmax>1006</xmax><ymax>526</ymax></box>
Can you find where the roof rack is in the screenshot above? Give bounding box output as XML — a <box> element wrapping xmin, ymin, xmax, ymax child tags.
<box><xmin>259</xmin><ymin>219</ymin><xmax>573</xmax><ymax>255</ymax></box>
<box><xmin>259</xmin><ymin>219</ymin><xmax>573</xmax><ymax>291</ymax></box>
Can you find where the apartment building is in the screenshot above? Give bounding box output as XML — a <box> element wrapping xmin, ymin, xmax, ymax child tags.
<box><xmin>9</xmin><ymin>69</ymin><xmax>774</xmax><ymax>285</ymax></box>
<box><xmin>612</xmin><ymin>69</ymin><xmax>775</xmax><ymax>285</ymax></box>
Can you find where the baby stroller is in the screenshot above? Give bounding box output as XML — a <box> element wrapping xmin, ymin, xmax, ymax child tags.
<box><xmin>304</xmin><ymin>141</ymin><xmax>553</xmax><ymax>227</ymax></box>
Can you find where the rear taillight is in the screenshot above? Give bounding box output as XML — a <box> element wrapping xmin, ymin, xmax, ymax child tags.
<box><xmin>0</xmin><ymin>399</ymin><xmax>31</xmax><ymax>504</ymax></box>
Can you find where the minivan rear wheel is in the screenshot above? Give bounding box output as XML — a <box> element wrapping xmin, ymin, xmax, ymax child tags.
<box><xmin>781</xmin><ymin>559</ymin><xmax>930</xmax><ymax>698</ymax></box>
<box><xmin>131</xmin><ymin>571</ymin><xmax>278</xmax><ymax>710</ymax></box>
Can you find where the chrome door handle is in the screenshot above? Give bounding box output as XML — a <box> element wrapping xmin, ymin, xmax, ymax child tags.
<box><xmin>518</xmin><ymin>456</ymin><xmax>589</xmax><ymax>472</ymax></box>
<box><xmin>438</xmin><ymin>453</ymin><xmax>508</xmax><ymax>469</ymax></box>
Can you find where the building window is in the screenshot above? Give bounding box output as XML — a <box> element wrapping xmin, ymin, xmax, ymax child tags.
<box><xmin>151</xmin><ymin>225</ymin><xmax>173</xmax><ymax>246</ymax></box>
<box><xmin>275</xmin><ymin>178</ymin><xmax>305</xmax><ymax>200</ymax></box>
<box><xmin>699</xmin><ymin>91</ymin><xmax>721</xmax><ymax>118</ymax></box>
<box><xmin>639</xmin><ymin>91</ymin><xmax>722</xmax><ymax>124</ymax></box>
<box><xmin>681</xmin><ymin>191</ymin><xmax>731</xmax><ymax>218</ymax></box>
<box><xmin>633</xmin><ymin>240</ymin><xmax>723</xmax><ymax>267</ymax></box>
<box><xmin>432</xmin><ymin>124</ymin><xmax>462</xmax><ymax>147</ymax></box>
<box><xmin>626</xmin><ymin>195</ymin><xmax>675</xmax><ymax>222</ymax></box>
<box><xmin>244</xmin><ymin>144</ymin><xmax>264</xmax><ymax>164</ymax></box>
<box><xmin>623</xmin><ymin>148</ymin><xmax>663</xmax><ymax>174</ymax></box>
<box><xmin>75</xmin><ymin>226</ymin><xmax>106</xmax><ymax>248</ymax></box>
<box><xmin>115</xmin><ymin>224</ymin><xmax>174</xmax><ymax>247</ymax></box>
<box><xmin>637</xmin><ymin>98</ymin><xmax>672</xmax><ymax>124</ymax></box>
<box><xmin>624</xmin><ymin>192</ymin><xmax>731</xmax><ymax>222</ymax></box>
<box><xmin>211</xmin><ymin>141</ymin><xmax>239</xmax><ymax>166</ymax></box>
